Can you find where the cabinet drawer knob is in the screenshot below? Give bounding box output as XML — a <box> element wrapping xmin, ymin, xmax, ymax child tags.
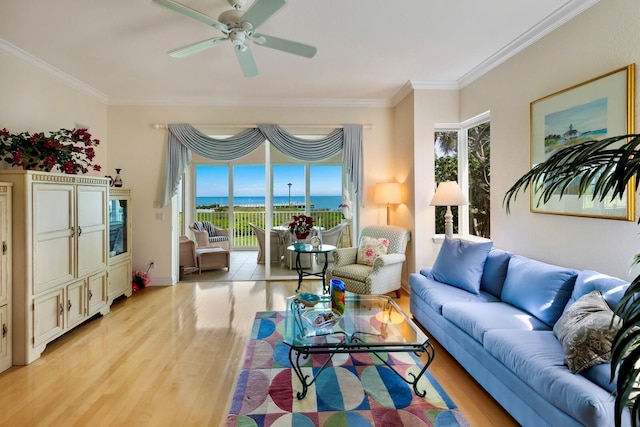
<box><xmin>2</xmin><ymin>324</ymin><xmax>6</xmax><ymax>337</ymax></box>
<box><xmin>59</xmin><ymin>303</ymin><xmax>64</xmax><ymax>315</ymax></box>
<box><xmin>67</xmin><ymin>300</ymin><xmax>72</xmax><ymax>311</ymax></box>
<box><xmin>88</xmin><ymin>289</ymin><xmax>93</xmax><ymax>300</ymax></box>
<box><xmin>70</xmin><ymin>226</ymin><xmax>75</xmax><ymax>237</ymax></box>
<box><xmin>1</xmin><ymin>241</ymin><xmax>6</xmax><ymax>255</ymax></box>
<box><xmin>78</xmin><ymin>226</ymin><xmax>83</xmax><ymax>236</ymax></box>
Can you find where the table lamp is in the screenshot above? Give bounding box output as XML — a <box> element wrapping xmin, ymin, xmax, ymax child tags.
<box><xmin>430</xmin><ymin>181</ymin><xmax>468</xmax><ymax>237</ymax></box>
<box><xmin>374</xmin><ymin>182</ymin><xmax>402</xmax><ymax>225</ymax></box>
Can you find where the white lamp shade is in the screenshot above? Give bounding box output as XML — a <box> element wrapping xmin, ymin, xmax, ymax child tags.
<box><xmin>430</xmin><ymin>181</ymin><xmax>468</xmax><ymax>206</ymax></box>
<box><xmin>375</xmin><ymin>182</ymin><xmax>402</xmax><ymax>205</ymax></box>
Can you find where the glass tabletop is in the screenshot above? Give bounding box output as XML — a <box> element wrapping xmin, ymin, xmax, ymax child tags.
<box><xmin>287</xmin><ymin>243</ymin><xmax>336</xmax><ymax>253</ymax></box>
<box><xmin>284</xmin><ymin>294</ymin><xmax>428</xmax><ymax>349</ymax></box>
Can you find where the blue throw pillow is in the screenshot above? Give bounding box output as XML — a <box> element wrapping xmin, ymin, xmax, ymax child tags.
<box><xmin>501</xmin><ymin>255</ymin><xmax>578</xmax><ymax>327</ymax></box>
<box><xmin>431</xmin><ymin>236</ymin><xmax>493</xmax><ymax>295</ymax></box>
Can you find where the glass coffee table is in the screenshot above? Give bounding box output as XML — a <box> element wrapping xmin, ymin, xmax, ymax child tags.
<box><xmin>283</xmin><ymin>294</ymin><xmax>434</xmax><ymax>399</ymax></box>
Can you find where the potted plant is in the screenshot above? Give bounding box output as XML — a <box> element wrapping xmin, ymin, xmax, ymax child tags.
<box><xmin>0</xmin><ymin>127</ymin><xmax>101</xmax><ymax>174</ymax></box>
<box><xmin>503</xmin><ymin>134</ymin><xmax>640</xmax><ymax>427</ymax></box>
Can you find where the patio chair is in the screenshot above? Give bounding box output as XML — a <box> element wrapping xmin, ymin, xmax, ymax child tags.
<box><xmin>249</xmin><ymin>223</ymin><xmax>281</xmax><ymax>264</ymax></box>
<box><xmin>326</xmin><ymin>225</ymin><xmax>410</xmax><ymax>297</ymax></box>
<box><xmin>189</xmin><ymin>221</ymin><xmax>231</xmax><ymax>251</ymax></box>
<box><xmin>316</xmin><ymin>222</ymin><xmax>348</xmax><ymax>263</ymax></box>
<box><xmin>178</xmin><ymin>236</ymin><xmax>199</xmax><ymax>278</ymax></box>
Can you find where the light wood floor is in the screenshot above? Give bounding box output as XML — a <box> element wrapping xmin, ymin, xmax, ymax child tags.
<box><xmin>0</xmin><ymin>280</ymin><xmax>518</xmax><ymax>426</ymax></box>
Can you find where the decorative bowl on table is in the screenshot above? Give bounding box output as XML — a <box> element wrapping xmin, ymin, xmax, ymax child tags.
<box><xmin>293</xmin><ymin>242</ymin><xmax>305</xmax><ymax>250</ymax></box>
<box><xmin>301</xmin><ymin>307</ymin><xmax>342</xmax><ymax>331</ymax></box>
<box><xmin>297</xmin><ymin>292</ymin><xmax>320</xmax><ymax>307</ymax></box>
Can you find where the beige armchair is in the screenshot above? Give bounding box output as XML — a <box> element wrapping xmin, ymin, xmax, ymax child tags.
<box><xmin>178</xmin><ymin>236</ymin><xmax>199</xmax><ymax>277</ymax></box>
<box><xmin>326</xmin><ymin>225</ymin><xmax>410</xmax><ymax>297</ymax></box>
<box><xmin>249</xmin><ymin>223</ymin><xmax>281</xmax><ymax>264</ymax></box>
<box><xmin>189</xmin><ymin>221</ymin><xmax>231</xmax><ymax>251</ymax></box>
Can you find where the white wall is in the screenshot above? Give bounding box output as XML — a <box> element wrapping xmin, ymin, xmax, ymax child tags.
<box><xmin>460</xmin><ymin>0</ymin><xmax>640</xmax><ymax>280</ymax></box>
<box><xmin>0</xmin><ymin>52</ymin><xmax>107</xmax><ymax>171</ymax></box>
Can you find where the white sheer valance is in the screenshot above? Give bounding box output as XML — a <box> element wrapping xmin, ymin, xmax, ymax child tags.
<box><xmin>162</xmin><ymin>123</ymin><xmax>363</xmax><ymax>207</ymax></box>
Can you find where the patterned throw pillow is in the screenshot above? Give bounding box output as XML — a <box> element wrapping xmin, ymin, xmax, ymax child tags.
<box><xmin>357</xmin><ymin>236</ymin><xmax>389</xmax><ymax>266</ymax></box>
<box><xmin>553</xmin><ymin>290</ymin><xmax>622</xmax><ymax>373</ymax></box>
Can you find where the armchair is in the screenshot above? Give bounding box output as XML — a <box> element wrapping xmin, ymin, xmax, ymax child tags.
<box><xmin>249</xmin><ymin>223</ymin><xmax>281</xmax><ymax>264</ymax></box>
<box><xmin>189</xmin><ymin>221</ymin><xmax>231</xmax><ymax>251</ymax></box>
<box><xmin>326</xmin><ymin>225</ymin><xmax>410</xmax><ymax>297</ymax></box>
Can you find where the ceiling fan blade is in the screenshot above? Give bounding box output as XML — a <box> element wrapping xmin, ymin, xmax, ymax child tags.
<box><xmin>241</xmin><ymin>0</ymin><xmax>286</xmax><ymax>31</ymax></box>
<box><xmin>153</xmin><ymin>0</ymin><xmax>228</xmax><ymax>32</ymax></box>
<box><xmin>255</xmin><ymin>34</ymin><xmax>317</xmax><ymax>58</ymax></box>
<box><xmin>168</xmin><ymin>37</ymin><xmax>227</xmax><ymax>58</ymax></box>
<box><xmin>235</xmin><ymin>45</ymin><xmax>259</xmax><ymax>78</ymax></box>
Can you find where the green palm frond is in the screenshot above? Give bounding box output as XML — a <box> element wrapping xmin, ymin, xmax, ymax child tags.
<box><xmin>503</xmin><ymin>134</ymin><xmax>640</xmax><ymax>213</ymax></box>
<box><xmin>503</xmin><ymin>133</ymin><xmax>640</xmax><ymax>427</ymax></box>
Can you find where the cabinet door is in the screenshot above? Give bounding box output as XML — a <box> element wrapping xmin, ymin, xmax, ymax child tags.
<box><xmin>33</xmin><ymin>184</ymin><xmax>75</xmax><ymax>293</ymax></box>
<box><xmin>87</xmin><ymin>272</ymin><xmax>108</xmax><ymax>316</ymax></box>
<box><xmin>77</xmin><ymin>185</ymin><xmax>107</xmax><ymax>277</ymax></box>
<box><xmin>108</xmin><ymin>259</ymin><xmax>132</xmax><ymax>305</ymax></box>
<box><xmin>0</xmin><ymin>194</ymin><xmax>8</xmax><ymax>306</ymax></box>
<box><xmin>0</xmin><ymin>304</ymin><xmax>9</xmax><ymax>373</ymax></box>
<box><xmin>66</xmin><ymin>280</ymin><xmax>86</xmax><ymax>329</ymax></box>
<box><xmin>34</xmin><ymin>288</ymin><xmax>65</xmax><ymax>346</ymax></box>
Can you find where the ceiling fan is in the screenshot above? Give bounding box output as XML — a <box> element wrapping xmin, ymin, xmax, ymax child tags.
<box><xmin>153</xmin><ymin>0</ymin><xmax>317</xmax><ymax>77</ymax></box>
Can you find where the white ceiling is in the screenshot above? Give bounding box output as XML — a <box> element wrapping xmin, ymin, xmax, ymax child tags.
<box><xmin>0</xmin><ymin>0</ymin><xmax>597</xmax><ymax>106</ymax></box>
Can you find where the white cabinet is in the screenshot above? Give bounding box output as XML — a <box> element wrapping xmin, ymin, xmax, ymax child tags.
<box><xmin>0</xmin><ymin>183</ymin><xmax>12</xmax><ymax>373</ymax></box>
<box><xmin>1</xmin><ymin>171</ymin><xmax>109</xmax><ymax>364</ymax></box>
<box><xmin>108</xmin><ymin>189</ymin><xmax>132</xmax><ymax>305</ymax></box>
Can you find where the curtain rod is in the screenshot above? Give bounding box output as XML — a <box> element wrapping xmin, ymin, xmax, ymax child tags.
<box><xmin>152</xmin><ymin>123</ymin><xmax>374</xmax><ymax>130</ymax></box>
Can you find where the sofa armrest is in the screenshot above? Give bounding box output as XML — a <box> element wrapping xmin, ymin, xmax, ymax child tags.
<box><xmin>332</xmin><ymin>247</ymin><xmax>358</xmax><ymax>266</ymax></box>
<box><xmin>371</xmin><ymin>253</ymin><xmax>405</xmax><ymax>273</ymax></box>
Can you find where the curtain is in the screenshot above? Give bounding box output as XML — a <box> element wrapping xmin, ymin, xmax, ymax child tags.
<box><xmin>162</xmin><ymin>123</ymin><xmax>363</xmax><ymax>207</ymax></box>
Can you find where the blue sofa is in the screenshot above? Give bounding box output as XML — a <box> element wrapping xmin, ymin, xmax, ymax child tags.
<box><xmin>409</xmin><ymin>239</ymin><xmax>631</xmax><ymax>427</ymax></box>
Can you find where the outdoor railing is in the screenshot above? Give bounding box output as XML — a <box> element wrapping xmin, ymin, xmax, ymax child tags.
<box><xmin>195</xmin><ymin>209</ymin><xmax>344</xmax><ymax>248</ymax></box>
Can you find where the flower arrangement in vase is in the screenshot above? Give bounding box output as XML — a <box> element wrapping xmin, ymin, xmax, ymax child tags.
<box><xmin>0</xmin><ymin>127</ymin><xmax>101</xmax><ymax>174</ymax></box>
<box><xmin>289</xmin><ymin>214</ymin><xmax>313</xmax><ymax>240</ymax></box>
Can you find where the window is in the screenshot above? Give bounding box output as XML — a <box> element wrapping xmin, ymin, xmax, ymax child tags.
<box><xmin>434</xmin><ymin>112</ymin><xmax>491</xmax><ymax>238</ymax></box>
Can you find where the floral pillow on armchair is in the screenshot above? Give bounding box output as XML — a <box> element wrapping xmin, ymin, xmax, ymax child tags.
<box><xmin>357</xmin><ymin>236</ymin><xmax>389</xmax><ymax>266</ymax></box>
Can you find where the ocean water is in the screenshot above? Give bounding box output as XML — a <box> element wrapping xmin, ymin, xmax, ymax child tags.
<box><xmin>196</xmin><ymin>195</ymin><xmax>343</xmax><ymax>210</ymax></box>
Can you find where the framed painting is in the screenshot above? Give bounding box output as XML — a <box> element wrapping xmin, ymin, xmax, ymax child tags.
<box><xmin>530</xmin><ymin>64</ymin><xmax>636</xmax><ymax>220</ymax></box>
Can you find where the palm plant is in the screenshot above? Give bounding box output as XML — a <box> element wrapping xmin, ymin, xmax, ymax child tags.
<box><xmin>503</xmin><ymin>134</ymin><xmax>640</xmax><ymax>427</ymax></box>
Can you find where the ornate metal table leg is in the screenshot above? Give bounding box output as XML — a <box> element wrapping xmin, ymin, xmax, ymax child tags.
<box><xmin>288</xmin><ymin>346</ymin><xmax>310</xmax><ymax>399</ymax></box>
<box><xmin>321</xmin><ymin>251</ymin><xmax>330</xmax><ymax>294</ymax></box>
<box><xmin>295</xmin><ymin>251</ymin><xmax>303</xmax><ymax>292</ymax></box>
<box><xmin>408</xmin><ymin>341</ymin><xmax>436</xmax><ymax>397</ymax></box>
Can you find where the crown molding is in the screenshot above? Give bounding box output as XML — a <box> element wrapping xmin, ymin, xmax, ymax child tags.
<box><xmin>0</xmin><ymin>38</ymin><xmax>109</xmax><ymax>104</ymax></box>
<box><xmin>390</xmin><ymin>80</ymin><xmax>459</xmax><ymax>106</ymax></box>
<box><xmin>458</xmin><ymin>0</ymin><xmax>599</xmax><ymax>88</ymax></box>
<box><xmin>107</xmin><ymin>96</ymin><xmax>392</xmax><ymax>108</ymax></box>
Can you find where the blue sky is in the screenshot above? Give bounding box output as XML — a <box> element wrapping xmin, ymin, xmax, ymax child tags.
<box><xmin>196</xmin><ymin>165</ymin><xmax>342</xmax><ymax>197</ymax></box>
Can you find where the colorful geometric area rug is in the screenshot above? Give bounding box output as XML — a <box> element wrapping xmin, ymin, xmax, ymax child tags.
<box><xmin>225</xmin><ymin>311</ymin><xmax>470</xmax><ymax>427</ymax></box>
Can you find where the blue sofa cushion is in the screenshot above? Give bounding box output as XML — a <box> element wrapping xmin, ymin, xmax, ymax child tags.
<box><xmin>479</xmin><ymin>248</ymin><xmax>512</xmax><ymax>298</ymax></box>
<box><xmin>500</xmin><ymin>255</ymin><xmax>578</xmax><ymax>327</ymax></box>
<box><xmin>582</xmin><ymin>363</ymin><xmax>617</xmax><ymax>393</ymax></box>
<box><xmin>431</xmin><ymin>236</ymin><xmax>493</xmax><ymax>295</ymax></box>
<box><xmin>553</xmin><ymin>290</ymin><xmax>622</xmax><ymax>373</ymax></box>
<box><xmin>484</xmin><ymin>329</ymin><xmax>617</xmax><ymax>426</ymax></box>
<box><xmin>565</xmin><ymin>269</ymin><xmax>629</xmax><ymax>312</ymax></box>
<box><xmin>442</xmin><ymin>302</ymin><xmax>550</xmax><ymax>344</ymax></box>
<box><xmin>409</xmin><ymin>273</ymin><xmax>499</xmax><ymax>315</ymax></box>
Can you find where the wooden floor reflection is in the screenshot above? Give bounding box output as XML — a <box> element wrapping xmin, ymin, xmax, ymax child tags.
<box><xmin>0</xmin><ymin>280</ymin><xmax>517</xmax><ymax>426</ymax></box>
